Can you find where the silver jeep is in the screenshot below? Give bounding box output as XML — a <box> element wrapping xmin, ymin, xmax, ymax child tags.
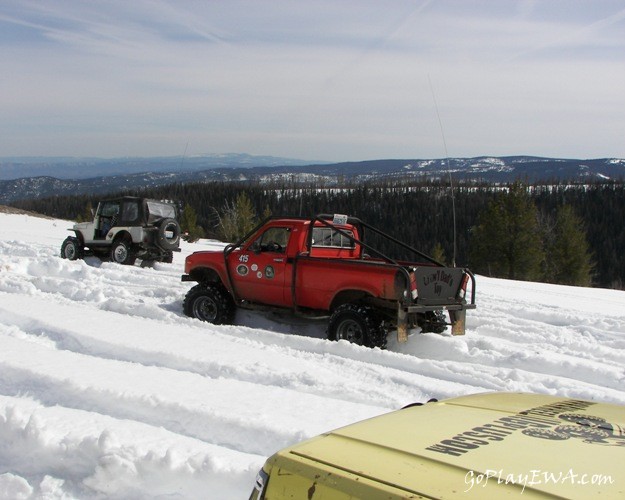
<box><xmin>61</xmin><ymin>196</ymin><xmax>181</xmax><ymax>265</ymax></box>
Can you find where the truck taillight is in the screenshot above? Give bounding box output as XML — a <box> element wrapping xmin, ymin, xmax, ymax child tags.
<box><xmin>409</xmin><ymin>270</ymin><xmax>417</xmax><ymax>299</ymax></box>
<box><xmin>457</xmin><ymin>274</ymin><xmax>469</xmax><ymax>300</ymax></box>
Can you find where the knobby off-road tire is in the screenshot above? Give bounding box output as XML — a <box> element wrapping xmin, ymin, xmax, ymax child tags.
<box><xmin>419</xmin><ymin>310</ymin><xmax>448</xmax><ymax>334</ymax></box>
<box><xmin>110</xmin><ymin>239</ymin><xmax>136</xmax><ymax>265</ymax></box>
<box><xmin>183</xmin><ymin>283</ymin><xmax>236</xmax><ymax>325</ymax></box>
<box><xmin>327</xmin><ymin>304</ymin><xmax>387</xmax><ymax>349</ymax></box>
<box><xmin>60</xmin><ymin>237</ymin><xmax>83</xmax><ymax>261</ymax></box>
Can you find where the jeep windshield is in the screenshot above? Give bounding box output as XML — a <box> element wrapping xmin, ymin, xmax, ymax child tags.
<box><xmin>146</xmin><ymin>201</ymin><xmax>176</xmax><ymax>223</ymax></box>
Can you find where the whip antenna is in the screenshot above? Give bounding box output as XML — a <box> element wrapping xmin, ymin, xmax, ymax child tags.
<box><xmin>180</xmin><ymin>141</ymin><xmax>189</xmax><ymax>170</ymax></box>
<box><xmin>428</xmin><ymin>76</ymin><xmax>457</xmax><ymax>266</ymax></box>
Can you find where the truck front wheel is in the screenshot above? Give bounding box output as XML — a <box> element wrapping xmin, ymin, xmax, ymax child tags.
<box><xmin>327</xmin><ymin>304</ymin><xmax>386</xmax><ymax>349</ymax></box>
<box><xmin>183</xmin><ymin>284</ymin><xmax>235</xmax><ymax>325</ymax></box>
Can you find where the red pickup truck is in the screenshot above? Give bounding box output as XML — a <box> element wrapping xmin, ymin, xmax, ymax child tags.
<box><xmin>182</xmin><ymin>214</ymin><xmax>476</xmax><ymax>348</ymax></box>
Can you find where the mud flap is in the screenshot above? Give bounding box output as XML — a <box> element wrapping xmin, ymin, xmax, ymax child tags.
<box><xmin>397</xmin><ymin>305</ymin><xmax>408</xmax><ymax>343</ymax></box>
<box><xmin>450</xmin><ymin>309</ymin><xmax>466</xmax><ymax>336</ymax></box>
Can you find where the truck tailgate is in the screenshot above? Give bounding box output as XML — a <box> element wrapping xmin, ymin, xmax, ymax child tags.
<box><xmin>413</xmin><ymin>267</ymin><xmax>466</xmax><ymax>305</ymax></box>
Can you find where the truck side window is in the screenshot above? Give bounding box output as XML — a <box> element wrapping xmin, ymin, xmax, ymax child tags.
<box><xmin>253</xmin><ymin>227</ymin><xmax>291</xmax><ymax>253</ymax></box>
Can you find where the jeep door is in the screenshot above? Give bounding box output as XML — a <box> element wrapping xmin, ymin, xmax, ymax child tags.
<box><xmin>95</xmin><ymin>201</ymin><xmax>121</xmax><ymax>239</ymax></box>
<box><xmin>228</xmin><ymin>226</ymin><xmax>292</xmax><ymax>307</ymax></box>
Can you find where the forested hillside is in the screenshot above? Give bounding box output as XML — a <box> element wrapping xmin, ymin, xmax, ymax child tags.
<box><xmin>11</xmin><ymin>180</ymin><xmax>625</xmax><ymax>289</ymax></box>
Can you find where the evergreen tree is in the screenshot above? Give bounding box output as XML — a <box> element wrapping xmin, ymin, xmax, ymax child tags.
<box><xmin>179</xmin><ymin>204</ymin><xmax>204</xmax><ymax>242</ymax></box>
<box><xmin>76</xmin><ymin>201</ymin><xmax>94</xmax><ymax>222</ymax></box>
<box><xmin>431</xmin><ymin>242</ymin><xmax>447</xmax><ymax>265</ymax></box>
<box><xmin>470</xmin><ymin>183</ymin><xmax>544</xmax><ymax>280</ymax></box>
<box><xmin>217</xmin><ymin>191</ymin><xmax>257</xmax><ymax>242</ymax></box>
<box><xmin>546</xmin><ymin>205</ymin><xmax>594</xmax><ymax>286</ymax></box>
<box><xmin>262</xmin><ymin>205</ymin><xmax>272</xmax><ymax>221</ymax></box>
<box><xmin>9</xmin><ymin>178</ymin><xmax>625</xmax><ymax>288</ymax></box>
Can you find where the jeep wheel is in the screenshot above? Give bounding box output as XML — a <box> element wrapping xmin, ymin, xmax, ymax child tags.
<box><xmin>111</xmin><ymin>240</ymin><xmax>136</xmax><ymax>265</ymax></box>
<box><xmin>183</xmin><ymin>284</ymin><xmax>235</xmax><ymax>325</ymax></box>
<box><xmin>327</xmin><ymin>304</ymin><xmax>387</xmax><ymax>349</ymax></box>
<box><xmin>61</xmin><ymin>237</ymin><xmax>83</xmax><ymax>261</ymax></box>
<box><xmin>156</xmin><ymin>218</ymin><xmax>181</xmax><ymax>251</ymax></box>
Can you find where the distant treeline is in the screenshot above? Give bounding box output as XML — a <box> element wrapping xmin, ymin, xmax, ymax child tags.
<box><xmin>11</xmin><ymin>179</ymin><xmax>625</xmax><ymax>289</ymax></box>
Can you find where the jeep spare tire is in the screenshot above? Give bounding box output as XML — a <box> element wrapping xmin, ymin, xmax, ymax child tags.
<box><xmin>156</xmin><ymin>218</ymin><xmax>180</xmax><ymax>251</ymax></box>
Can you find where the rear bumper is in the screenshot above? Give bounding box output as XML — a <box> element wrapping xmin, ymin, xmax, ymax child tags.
<box><xmin>403</xmin><ymin>302</ymin><xmax>477</xmax><ymax>313</ymax></box>
<box><xmin>397</xmin><ymin>302</ymin><xmax>476</xmax><ymax>342</ymax></box>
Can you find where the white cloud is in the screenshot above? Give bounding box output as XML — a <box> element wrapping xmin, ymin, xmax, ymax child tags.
<box><xmin>0</xmin><ymin>0</ymin><xmax>624</xmax><ymax>160</ymax></box>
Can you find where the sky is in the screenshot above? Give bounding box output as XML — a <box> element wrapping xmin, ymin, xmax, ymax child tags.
<box><xmin>1</xmin><ymin>0</ymin><xmax>624</xmax><ymax>163</ymax></box>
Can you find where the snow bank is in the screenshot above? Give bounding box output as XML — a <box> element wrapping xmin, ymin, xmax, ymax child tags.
<box><xmin>0</xmin><ymin>211</ymin><xmax>624</xmax><ymax>498</ymax></box>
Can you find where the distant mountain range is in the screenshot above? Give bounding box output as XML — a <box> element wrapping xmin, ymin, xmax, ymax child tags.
<box><xmin>0</xmin><ymin>153</ymin><xmax>320</xmax><ymax>180</ymax></box>
<box><xmin>1</xmin><ymin>154</ymin><xmax>624</xmax><ymax>204</ymax></box>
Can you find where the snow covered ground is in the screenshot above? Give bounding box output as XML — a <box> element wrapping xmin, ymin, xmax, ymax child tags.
<box><xmin>1</xmin><ymin>209</ymin><xmax>624</xmax><ymax>499</ymax></box>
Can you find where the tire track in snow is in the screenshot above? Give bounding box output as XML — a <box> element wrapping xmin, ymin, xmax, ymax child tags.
<box><xmin>0</xmin><ymin>330</ymin><xmax>384</xmax><ymax>458</ymax></box>
<box><xmin>4</xmin><ymin>235</ymin><xmax>625</xmax><ymax>421</ymax></box>
<box><xmin>3</xmin><ymin>282</ymin><xmax>624</xmax><ymax>413</ymax></box>
<box><xmin>10</xmin><ymin>242</ymin><xmax>624</xmax><ymax>392</ymax></box>
<box><xmin>0</xmin><ymin>394</ymin><xmax>262</xmax><ymax>499</ymax></box>
<box><xmin>0</xmin><ymin>294</ymin><xmax>476</xmax><ymax>410</ymax></box>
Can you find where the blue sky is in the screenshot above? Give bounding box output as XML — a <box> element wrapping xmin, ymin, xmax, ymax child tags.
<box><xmin>1</xmin><ymin>0</ymin><xmax>624</xmax><ymax>162</ymax></box>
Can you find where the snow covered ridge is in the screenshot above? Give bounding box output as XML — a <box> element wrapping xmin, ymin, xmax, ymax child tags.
<box><xmin>2</xmin><ymin>156</ymin><xmax>625</xmax><ymax>204</ymax></box>
<box><xmin>1</xmin><ymin>212</ymin><xmax>625</xmax><ymax>498</ymax></box>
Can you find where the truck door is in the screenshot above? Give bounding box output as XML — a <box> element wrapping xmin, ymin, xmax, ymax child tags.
<box><xmin>229</xmin><ymin>226</ymin><xmax>292</xmax><ymax>307</ymax></box>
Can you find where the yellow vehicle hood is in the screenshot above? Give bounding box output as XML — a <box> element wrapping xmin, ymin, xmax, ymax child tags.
<box><xmin>280</xmin><ymin>392</ymin><xmax>625</xmax><ymax>499</ymax></box>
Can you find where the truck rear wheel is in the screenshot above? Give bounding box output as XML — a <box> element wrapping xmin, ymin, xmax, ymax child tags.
<box><xmin>327</xmin><ymin>304</ymin><xmax>386</xmax><ymax>349</ymax></box>
<box><xmin>183</xmin><ymin>284</ymin><xmax>235</xmax><ymax>325</ymax></box>
<box><xmin>419</xmin><ymin>310</ymin><xmax>448</xmax><ymax>334</ymax></box>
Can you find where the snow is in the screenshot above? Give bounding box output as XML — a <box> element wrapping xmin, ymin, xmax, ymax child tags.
<box><xmin>1</xmin><ymin>211</ymin><xmax>625</xmax><ymax>499</ymax></box>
